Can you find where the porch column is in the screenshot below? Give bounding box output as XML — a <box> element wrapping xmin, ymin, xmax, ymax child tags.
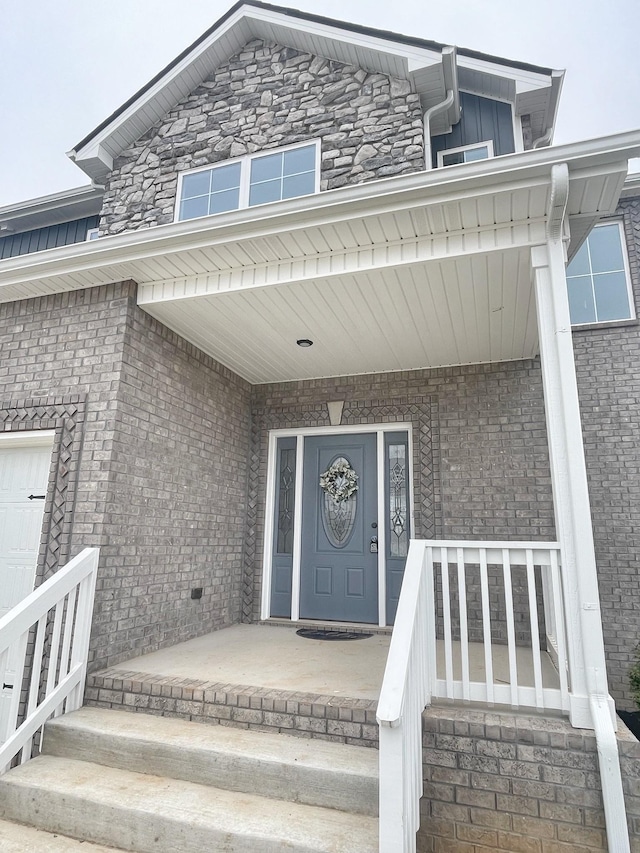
<box><xmin>531</xmin><ymin>163</ymin><xmax>612</xmax><ymax>729</ymax></box>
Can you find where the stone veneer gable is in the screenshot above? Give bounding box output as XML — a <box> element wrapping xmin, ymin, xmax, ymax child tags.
<box><xmin>99</xmin><ymin>38</ymin><xmax>425</xmax><ymax>235</ymax></box>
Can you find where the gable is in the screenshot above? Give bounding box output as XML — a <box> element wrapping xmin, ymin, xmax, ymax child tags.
<box><xmin>99</xmin><ymin>39</ymin><xmax>425</xmax><ymax>235</ymax></box>
<box><xmin>68</xmin><ymin>2</ymin><xmax>561</xmax><ymax>184</ymax></box>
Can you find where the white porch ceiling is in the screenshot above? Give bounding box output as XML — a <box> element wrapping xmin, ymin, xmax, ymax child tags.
<box><xmin>142</xmin><ymin>248</ymin><xmax>537</xmax><ymax>384</ymax></box>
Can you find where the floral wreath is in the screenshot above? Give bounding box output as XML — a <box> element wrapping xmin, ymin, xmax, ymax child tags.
<box><xmin>319</xmin><ymin>459</ymin><xmax>359</xmax><ymax>504</ymax></box>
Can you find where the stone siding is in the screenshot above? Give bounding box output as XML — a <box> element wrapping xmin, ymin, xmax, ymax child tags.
<box><xmin>0</xmin><ymin>283</ymin><xmax>251</xmax><ymax>671</ymax></box>
<box><xmin>574</xmin><ymin>195</ymin><xmax>640</xmax><ymax>710</ymax></box>
<box><xmin>99</xmin><ymin>39</ymin><xmax>424</xmax><ymax>235</ymax></box>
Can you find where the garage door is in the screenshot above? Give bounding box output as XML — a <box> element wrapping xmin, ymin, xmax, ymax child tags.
<box><xmin>0</xmin><ymin>435</ymin><xmax>53</xmax><ymax>741</ymax></box>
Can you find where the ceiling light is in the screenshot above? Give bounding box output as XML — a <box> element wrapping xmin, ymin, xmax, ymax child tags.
<box><xmin>296</xmin><ymin>339</ymin><xmax>313</xmax><ymax>347</ymax></box>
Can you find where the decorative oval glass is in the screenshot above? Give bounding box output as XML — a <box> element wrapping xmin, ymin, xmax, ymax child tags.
<box><xmin>319</xmin><ymin>456</ymin><xmax>358</xmax><ymax>548</ymax></box>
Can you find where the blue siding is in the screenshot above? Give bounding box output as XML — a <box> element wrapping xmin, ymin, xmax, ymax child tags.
<box><xmin>0</xmin><ymin>216</ymin><xmax>99</xmax><ymax>260</ymax></box>
<box><xmin>431</xmin><ymin>92</ymin><xmax>515</xmax><ymax>167</ymax></box>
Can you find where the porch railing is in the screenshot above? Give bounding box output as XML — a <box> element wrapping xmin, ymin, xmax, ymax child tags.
<box><xmin>377</xmin><ymin>539</ymin><xmax>567</xmax><ymax>853</ymax></box>
<box><xmin>0</xmin><ymin>547</ymin><xmax>99</xmax><ymax>773</ymax></box>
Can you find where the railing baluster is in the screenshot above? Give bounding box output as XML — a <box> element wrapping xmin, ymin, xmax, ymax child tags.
<box><xmin>425</xmin><ymin>547</ymin><xmax>437</xmax><ymax>700</ymax></box>
<box><xmin>21</xmin><ymin>615</ymin><xmax>48</xmax><ymax>764</ymax></box>
<box><xmin>549</xmin><ymin>549</ymin><xmax>570</xmax><ymax>710</ymax></box>
<box><xmin>440</xmin><ymin>547</ymin><xmax>454</xmax><ymax>699</ymax></box>
<box><xmin>502</xmin><ymin>548</ymin><xmax>519</xmax><ymax>707</ymax></box>
<box><xmin>57</xmin><ymin>586</ymin><xmax>78</xmax><ymax>716</ymax></box>
<box><xmin>479</xmin><ymin>548</ymin><xmax>494</xmax><ymax>704</ymax></box>
<box><xmin>526</xmin><ymin>549</ymin><xmax>544</xmax><ymax>709</ymax></box>
<box><xmin>457</xmin><ymin>548</ymin><xmax>470</xmax><ymax>702</ymax></box>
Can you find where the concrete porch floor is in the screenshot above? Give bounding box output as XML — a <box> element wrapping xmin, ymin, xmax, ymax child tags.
<box><xmin>102</xmin><ymin>623</ymin><xmax>560</xmax><ymax>703</ymax></box>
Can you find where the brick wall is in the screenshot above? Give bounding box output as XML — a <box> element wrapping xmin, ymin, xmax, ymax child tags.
<box><xmin>417</xmin><ymin>706</ymin><xmax>640</xmax><ymax>852</ymax></box>
<box><xmin>92</xmin><ymin>294</ymin><xmax>251</xmax><ymax>669</ymax></box>
<box><xmin>99</xmin><ymin>38</ymin><xmax>424</xmax><ymax>235</ymax></box>
<box><xmin>574</xmin><ymin>195</ymin><xmax>640</xmax><ymax>709</ymax></box>
<box><xmin>249</xmin><ymin>361</ymin><xmax>555</xmax><ymax>633</ymax></box>
<box><xmin>0</xmin><ymin>283</ymin><xmax>251</xmax><ymax>672</ymax></box>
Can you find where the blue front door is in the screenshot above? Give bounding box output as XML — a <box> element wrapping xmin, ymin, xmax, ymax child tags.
<box><xmin>300</xmin><ymin>433</ymin><xmax>378</xmax><ymax>623</ymax></box>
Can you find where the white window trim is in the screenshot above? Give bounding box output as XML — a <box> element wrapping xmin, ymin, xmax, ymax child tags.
<box><xmin>261</xmin><ymin>422</ymin><xmax>415</xmax><ymax>628</ymax></box>
<box><xmin>567</xmin><ymin>220</ymin><xmax>635</xmax><ymax>327</ymax></box>
<box><xmin>174</xmin><ymin>139</ymin><xmax>321</xmax><ymax>223</ymax></box>
<box><xmin>437</xmin><ymin>139</ymin><xmax>495</xmax><ymax>168</ymax></box>
<box><xmin>86</xmin><ymin>228</ymin><xmax>100</xmax><ymax>241</ymax></box>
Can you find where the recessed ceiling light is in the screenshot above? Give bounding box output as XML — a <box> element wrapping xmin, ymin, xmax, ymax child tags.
<box><xmin>296</xmin><ymin>339</ymin><xmax>313</xmax><ymax>347</ymax></box>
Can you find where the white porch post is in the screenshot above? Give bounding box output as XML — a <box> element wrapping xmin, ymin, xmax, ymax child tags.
<box><xmin>531</xmin><ymin>163</ymin><xmax>613</xmax><ymax>730</ymax></box>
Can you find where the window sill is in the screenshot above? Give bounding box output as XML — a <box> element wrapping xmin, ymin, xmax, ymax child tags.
<box><xmin>571</xmin><ymin>318</ymin><xmax>638</xmax><ymax>332</ymax></box>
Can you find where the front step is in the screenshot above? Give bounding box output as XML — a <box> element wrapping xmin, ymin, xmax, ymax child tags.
<box><xmin>0</xmin><ymin>707</ymin><xmax>379</xmax><ymax>853</ymax></box>
<box><xmin>0</xmin><ymin>820</ymin><xmax>122</xmax><ymax>852</ymax></box>
<box><xmin>42</xmin><ymin>707</ymin><xmax>378</xmax><ymax>816</ymax></box>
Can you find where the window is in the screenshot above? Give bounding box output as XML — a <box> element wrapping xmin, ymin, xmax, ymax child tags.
<box><xmin>176</xmin><ymin>142</ymin><xmax>319</xmax><ymax>222</ymax></box>
<box><xmin>437</xmin><ymin>140</ymin><xmax>495</xmax><ymax>167</ymax></box>
<box><xmin>566</xmin><ymin>222</ymin><xmax>634</xmax><ymax>325</ymax></box>
<box><xmin>86</xmin><ymin>228</ymin><xmax>100</xmax><ymax>241</ymax></box>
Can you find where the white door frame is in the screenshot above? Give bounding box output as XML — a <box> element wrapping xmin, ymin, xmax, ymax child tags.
<box><xmin>261</xmin><ymin>422</ymin><xmax>414</xmax><ymax>627</ymax></box>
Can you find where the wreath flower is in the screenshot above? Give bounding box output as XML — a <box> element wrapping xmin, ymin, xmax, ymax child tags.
<box><xmin>319</xmin><ymin>459</ymin><xmax>359</xmax><ymax>504</ymax></box>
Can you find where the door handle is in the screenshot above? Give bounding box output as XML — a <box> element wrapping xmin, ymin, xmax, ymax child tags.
<box><xmin>2</xmin><ymin>682</ymin><xmax>13</xmax><ymax>690</ymax></box>
<box><xmin>370</xmin><ymin>536</ymin><xmax>378</xmax><ymax>553</ymax></box>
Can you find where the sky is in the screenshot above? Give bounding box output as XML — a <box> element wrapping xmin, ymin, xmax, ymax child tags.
<box><xmin>1</xmin><ymin>0</ymin><xmax>639</xmax><ymax>207</ymax></box>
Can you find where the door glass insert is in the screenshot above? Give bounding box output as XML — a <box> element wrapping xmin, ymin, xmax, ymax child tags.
<box><xmin>388</xmin><ymin>442</ymin><xmax>409</xmax><ymax>558</ymax></box>
<box><xmin>276</xmin><ymin>447</ymin><xmax>296</xmax><ymax>555</ymax></box>
<box><xmin>320</xmin><ymin>456</ymin><xmax>359</xmax><ymax>549</ymax></box>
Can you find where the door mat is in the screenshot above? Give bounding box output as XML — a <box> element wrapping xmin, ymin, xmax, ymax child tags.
<box><xmin>296</xmin><ymin>628</ymin><xmax>373</xmax><ymax>641</ymax></box>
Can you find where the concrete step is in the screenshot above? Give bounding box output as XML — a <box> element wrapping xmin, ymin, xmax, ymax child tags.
<box><xmin>0</xmin><ymin>755</ymin><xmax>378</xmax><ymax>853</ymax></box>
<box><xmin>0</xmin><ymin>819</ymin><xmax>123</xmax><ymax>851</ymax></box>
<box><xmin>42</xmin><ymin>706</ymin><xmax>378</xmax><ymax>816</ymax></box>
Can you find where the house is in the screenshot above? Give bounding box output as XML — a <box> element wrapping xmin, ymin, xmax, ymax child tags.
<box><xmin>1</xmin><ymin>2</ymin><xmax>640</xmax><ymax>850</ymax></box>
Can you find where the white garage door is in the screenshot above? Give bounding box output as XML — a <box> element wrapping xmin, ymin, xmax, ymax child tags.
<box><xmin>0</xmin><ymin>433</ymin><xmax>53</xmax><ymax>742</ymax></box>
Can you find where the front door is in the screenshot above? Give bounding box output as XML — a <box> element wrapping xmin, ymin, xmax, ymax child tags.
<box><xmin>300</xmin><ymin>433</ymin><xmax>378</xmax><ymax>623</ymax></box>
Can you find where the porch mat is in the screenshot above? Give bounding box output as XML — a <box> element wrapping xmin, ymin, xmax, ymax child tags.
<box><xmin>296</xmin><ymin>629</ymin><xmax>372</xmax><ymax>641</ymax></box>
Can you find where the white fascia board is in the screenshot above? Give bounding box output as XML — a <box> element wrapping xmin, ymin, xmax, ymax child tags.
<box><xmin>0</xmin><ymin>185</ymin><xmax>104</xmax><ymax>235</ymax></box>
<box><xmin>457</xmin><ymin>52</ymin><xmax>557</xmax><ymax>94</ymax></box>
<box><xmin>246</xmin><ymin>5</ymin><xmax>443</xmax><ymax>70</ymax></box>
<box><xmin>69</xmin><ymin>5</ymin><xmax>443</xmax><ymax>177</ymax></box>
<box><xmin>620</xmin><ymin>172</ymin><xmax>640</xmax><ymax>199</ymax></box>
<box><xmin>0</xmin><ymin>185</ymin><xmax>102</xmax><ymax>222</ymax></box>
<box><xmin>3</xmin><ymin>131</ymin><xmax>640</xmax><ymax>297</ymax></box>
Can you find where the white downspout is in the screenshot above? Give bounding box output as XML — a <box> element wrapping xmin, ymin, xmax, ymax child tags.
<box><xmin>423</xmin><ymin>46</ymin><xmax>459</xmax><ymax>170</ymax></box>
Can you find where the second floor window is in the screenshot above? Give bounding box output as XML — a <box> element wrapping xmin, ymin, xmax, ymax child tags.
<box><xmin>176</xmin><ymin>141</ymin><xmax>319</xmax><ymax>222</ymax></box>
<box><xmin>566</xmin><ymin>222</ymin><xmax>634</xmax><ymax>325</ymax></box>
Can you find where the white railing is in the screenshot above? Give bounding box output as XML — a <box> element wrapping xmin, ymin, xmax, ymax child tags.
<box><xmin>377</xmin><ymin>539</ymin><xmax>567</xmax><ymax>853</ymax></box>
<box><xmin>0</xmin><ymin>548</ymin><xmax>99</xmax><ymax>773</ymax></box>
<box><xmin>429</xmin><ymin>540</ymin><xmax>569</xmax><ymax>713</ymax></box>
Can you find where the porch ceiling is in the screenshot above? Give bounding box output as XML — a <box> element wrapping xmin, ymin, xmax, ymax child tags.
<box><xmin>1</xmin><ymin>134</ymin><xmax>638</xmax><ymax>385</ymax></box>
<box><xmin>141</xmin><ymin>247</ymin><xmax>537</xmax><ymax>384</ymax></box>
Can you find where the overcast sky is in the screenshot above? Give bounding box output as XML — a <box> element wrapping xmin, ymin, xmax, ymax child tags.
<box><xmin>1</xmin><ymin>0</ymin><xmax>639</xmax><ymax>207</ymax></box>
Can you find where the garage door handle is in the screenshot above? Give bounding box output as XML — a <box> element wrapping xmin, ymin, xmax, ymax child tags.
<box><xmin>2</xmin><ymin>683</ymin><xmax>13</xmax><ymax>690</ymax></box>
<box><xmin>27</xmin><ymin>494</ymin><xmax>45</xmax><ymax>500</ymax></box>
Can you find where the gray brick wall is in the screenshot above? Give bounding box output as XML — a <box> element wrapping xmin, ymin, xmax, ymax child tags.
<box><xmin>574</xmin><ymin>195</ymin><xmax>640</xmax><ymax>710</ymax></box>
<box><xmin>0</xmin><ymin>283</ymin><xmax>251</xmax><ymax>672</ymax></box>
<box><xmin>93</xmin><ymin>293</ymin><xmax>251</xmax><ymax>669</ymax></box>
<box><xmin>99</xmin><ymin>38</ymin><xmax>425</xmax><ymax>235</ymax></box>
<box><xmin>250</xmin><ymin>362</ymin><xmax>555</xmax><ymax>640</ymax></box>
